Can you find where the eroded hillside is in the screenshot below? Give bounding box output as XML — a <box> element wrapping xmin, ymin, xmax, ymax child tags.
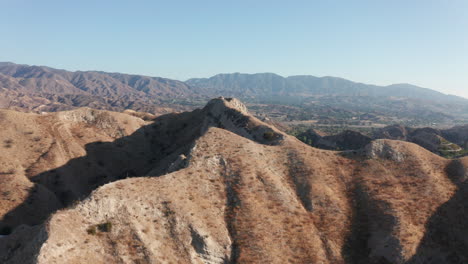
<box><xmin>295</xmin><ymin>124</ymin><xmax>468</xmax><ymax>159</ymax></box>
<box><xmin>0</xmin><ymin>98</ymin><xmax>466</xmax><ymax>264</ymax></box>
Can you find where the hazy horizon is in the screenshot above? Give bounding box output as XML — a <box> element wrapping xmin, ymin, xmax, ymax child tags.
<box><xmin>2</xmin><ymin>0</ymin><xmax>467</xmax><ymax>98</ymax></box>
<box><xmin>3</xmin><ymin>60</ymin><xmax>467</xmax><ymax>99</ymax></box>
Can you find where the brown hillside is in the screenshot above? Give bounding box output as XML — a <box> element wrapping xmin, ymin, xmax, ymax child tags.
<box><xmin>0</xmin><ymin>63</ymin><xmax>195</xmax><ymax>114</ymax></box>
<box><xmin>0</xmin><ymin>98</ymin><xmax>466</xmax><ymax>264</ymax></box>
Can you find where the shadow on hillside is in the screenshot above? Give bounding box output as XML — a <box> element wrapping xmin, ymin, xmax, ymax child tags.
<box><xmin>0</xmin><ymin>110</ymin><xmax>206</xmax><ymax>234</ymax></box>
<box><xmin>341</xmin><ymin>182</ymin><xmax>373</xmax><ymax>264</ymax></box>
<box><xmin>0</xmin><ymin>101</ymin><xmax>286</xmax><ymax>262</ymax></box>
<box><xmin>0</xmin><ymin>224</ymin><xmax>49</xmax><ymax>263</ymax></box>
<box><xmin>341</xmin><ymin>159</ymin><xmax>468</xmax><ymax>264</ymax></box>
<box><xmin>0</xmin><ymin>100</ymin><xmax>279</xmax><ymax>230</ymax></box>
<box><xmin>405</xmin><ymin>160</ymin><xmax>468</xmax><ymax>264</ymax></box>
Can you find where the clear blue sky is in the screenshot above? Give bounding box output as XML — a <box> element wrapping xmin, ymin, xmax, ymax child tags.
<box><xmin>1</xmin><ymin>0</ymin><xmax>467</xmax><ymax>98</ymax></box>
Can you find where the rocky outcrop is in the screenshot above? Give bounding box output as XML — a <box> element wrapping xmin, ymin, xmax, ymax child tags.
<box><xmin>201</xmin><ymin>97</ymin><xmax>285</xmax><ymax>145</ymax></box>
<box><xmin>365</xmin><ymin>140</ymin><xmax>406</xmax><ymax>162</ymax></box>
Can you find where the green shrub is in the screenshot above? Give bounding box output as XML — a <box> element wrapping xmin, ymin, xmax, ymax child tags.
<box><xmin>263</xmin><ymin>131</ymin><xmax>276</xmax><ymax>140</ymax></box>
<box><xmin>86</xmin><ymin>226</ymin><xmax>97</xmax><ymax>235</ymax></box>
<box><xmin>98</xmin><ymin>222</ymin><xmax>112</xmax><ymax>232</ymax></box>
<box><xmin>87</xmin><ymin>222</ymin><xmax>112</xmax><ymax>234</ymax></box>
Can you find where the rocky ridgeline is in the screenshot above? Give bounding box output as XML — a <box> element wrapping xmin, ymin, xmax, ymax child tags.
<box><xmin>0</xmin><ymin>98</ymin><xmax>466</xmax><ymax>264</ymax></box>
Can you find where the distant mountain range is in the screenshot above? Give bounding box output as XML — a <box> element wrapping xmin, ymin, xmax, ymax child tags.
<box><xmin>187</xmin><ymin>73</ymin><xmax>468</xmax><ymax>125</ymax></box>
<box><xmin>1</xmin><ymin>62</ymin><xmax>467</xmax><ymax>124</ymax></box>
<box><xmin>0</xmin><ymin>62</ymin><xmax>197</xmax><ymax>114</ymax></box>
<box><xmin>187</xmin><ymin>72</ymin><xmax>466</xmax><ymax>103</ymax></box>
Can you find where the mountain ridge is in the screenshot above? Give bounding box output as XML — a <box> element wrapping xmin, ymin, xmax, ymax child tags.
<box><xmin>0</xmin><ymin>97</ymin><xmax>466</xmax><ymax>263</ymax></box>
<box><xmin>187</xmin><ymin>72</ymin><xmax>466</xmax><ymax>102</ymax></box>
<box><xmin>1</xmin><ymin>62</ymin><xmax>468</xmax><ymax>125</ymax></box>
<box><xmin>0</xmin><ymin>62</ymin><xmax>197</xmax><ymax>114</ymax></box>
<box><xmin>2</xmin><ymin>62</ymin><xmax>465</xmax><ymax>101</ymax></box>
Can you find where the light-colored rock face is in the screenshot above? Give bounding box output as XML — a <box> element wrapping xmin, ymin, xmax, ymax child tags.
<box><xmin>0</xmin><ymin>98</ymin><xmax>467</xmax><ymax>264</ymax></box>
<box><xmin>365</xmin><ymin>139</ymin><xmax>407</xmax><ymax>162</ymax></box>
<box><xmin>201</xmin><ymin>97</ymin><xmax>284</xmax><ymax>145</ymax></box>
<box><xmin>204</xmin><ymin>97</ymin><xmax>249</xmax><ymax>116</ymax></box>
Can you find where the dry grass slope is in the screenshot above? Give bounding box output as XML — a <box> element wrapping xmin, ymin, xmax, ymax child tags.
<box><xmin>0</xmin><ymin>97</ymin><xmax>466</xmax><ymax>264</ymax></box>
